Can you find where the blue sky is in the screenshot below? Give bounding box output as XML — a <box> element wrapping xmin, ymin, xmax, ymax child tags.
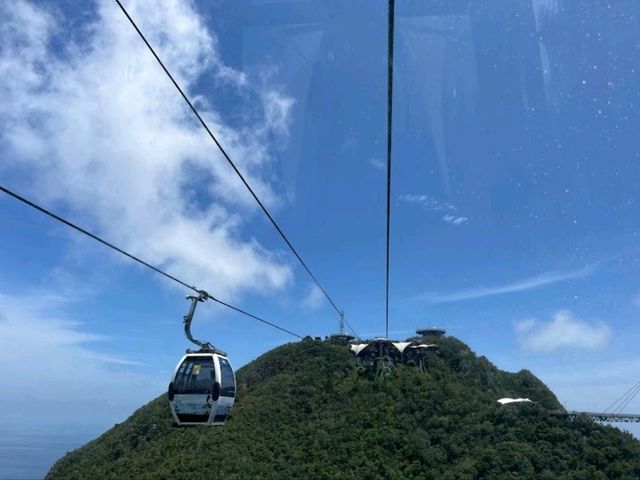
<box><xmin>2</xmin><ymin>0</ymin><xmax>640</xmax><ymax>476</ymax></box>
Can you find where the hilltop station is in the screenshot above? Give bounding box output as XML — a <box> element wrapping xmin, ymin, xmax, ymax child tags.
<box><xmin>344</xmin><ymin>327</ymin><xmax>445</xmax><ymax>375</ymax></box>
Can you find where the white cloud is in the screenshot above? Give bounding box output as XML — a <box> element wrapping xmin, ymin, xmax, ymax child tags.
<box><xmin>0</xmin><ymin>291</ymin><xmax>162</xmax><ymax>424</ymax></box>
<box><xmin>302</xmin><ymin>284</ymin><xmax>324</xmax><ymax>310</ymax></box>
<box><xmin>369</xmin><ymin>157</ymin><xmax>385</xmax><ymax>170</ymax></box>
<box><xmin>442</xmin><ymin>214</ymin><xmax>468</xmax><ymax>226</ymax></box>
<box><xmin>422</xmin><ymin>263</ymin><xmax>596</xmax><ymax>304</ymax></box>
<box><xmin>398</xmin><ymin>193</ymin><xmax>456</xmax><ymax>212</ymax></box>
<box><xmin>515</xmin><ymin>310</ymin><xmax>612</xmax><ymax>353</ymax></box>
<box><xmin>0</xmin><ymin>0</ymin><xmax>294</xmax><ymax>300</ymax></box>
<box><xmin>261</xmin><ymin>90</ymin><xmax>294</xmax><ymax>136</ymax></box>
<box><xmin>399</xmin><ymin>193</ymin><xmax>469</xmax><ymax>226</ymax></box>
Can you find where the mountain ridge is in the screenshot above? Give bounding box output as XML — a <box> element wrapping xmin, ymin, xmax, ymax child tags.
<box><xmin>47</xmin><ymin>336</ymin><xmax>640</xmax><ymax>479</ymax></box>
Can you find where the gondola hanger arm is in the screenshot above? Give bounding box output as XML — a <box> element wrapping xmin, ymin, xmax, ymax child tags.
<box><xmin>183</xmin><ymin>292</ymin><xmax>224</xmax><ymax>354</ymax></box>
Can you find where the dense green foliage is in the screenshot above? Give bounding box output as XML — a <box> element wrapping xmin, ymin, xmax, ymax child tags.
<box><xmin>48</xmin><ymin>337</ymin><xmax>640</xmax><ymax>479</ymax></box>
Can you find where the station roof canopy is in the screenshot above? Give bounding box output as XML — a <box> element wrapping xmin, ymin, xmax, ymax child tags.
<box><xmin>350</xmin><ymin>339</ymin><xmax>438</xmax><ymax>357</ymax></box>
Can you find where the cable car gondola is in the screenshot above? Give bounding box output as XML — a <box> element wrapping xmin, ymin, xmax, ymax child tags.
<box><xmin>168</xmin><ymin>293</ymin><xmax>236</xmax><ymax>426</ymax></box>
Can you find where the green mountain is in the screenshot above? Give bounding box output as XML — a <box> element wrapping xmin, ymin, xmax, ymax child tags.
<box><xmin>48</xmin><ymin>337</ymin><xmax>640</xmax><ymax>479</ymax></box>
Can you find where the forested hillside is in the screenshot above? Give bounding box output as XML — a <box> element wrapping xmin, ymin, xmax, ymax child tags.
<box><xmin>48</xmin><ymin>337</ymin><xmax>640</xmax><ymax>479</ymax></box>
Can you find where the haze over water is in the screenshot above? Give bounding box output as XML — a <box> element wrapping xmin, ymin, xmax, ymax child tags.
<box><xmin>0</xmin><ymin>424</ymin><xmax>101</xmax><ymax>480</ymax></box>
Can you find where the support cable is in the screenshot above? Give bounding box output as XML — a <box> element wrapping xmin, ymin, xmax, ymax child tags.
<box><xmin>616</xmin><ymin>383</ymin><xmax>640</xmax><ymax>414</ymax></box>
<box><xmin>604</xmin><ymin>378</ymin><xmax>640</xmax><ymax>414</ymax></box>
<box><xmin>344</xmin><ymin>317</ymin><xmax>358</xmax><ymax>338</ymax></box>
<box><xmin>384</xmin><ymin>0</ymin><xmax>395</xmax><ymax>339</ymax></box>
<box><xmin>0</xmin><ymin>185</ymin><xmax>303</xmax><ymax>339</ymax></box>
<box><xmin>113</xmin><ymin>0</ymin><xmax>346</xmax><ymax>325</ymax></box>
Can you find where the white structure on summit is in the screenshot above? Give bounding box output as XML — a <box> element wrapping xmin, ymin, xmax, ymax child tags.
<box><xmin>349</xmin><ymin>338</ymin><xmax>438</xmax><ymax>359</ymax></box>
<box><xmin>497</xmin><ymin>398</ymin><xmax>533</xmax><ymax>405</ymax></box>
<box><xmin>349</xmin><ymin>329</ymin><xmax>443</xmax><ymax>374</ymax></box>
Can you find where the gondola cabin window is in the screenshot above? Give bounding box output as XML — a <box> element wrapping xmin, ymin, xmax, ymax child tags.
<box><xmin>174</xmin><ymin>356</ymin><xmax>215</xmax><ymax>394</ymax></box>
<box><xmin>219</xmin><ymin>357</ymin><xmax>236</xmax><ymax>397</ymax></box>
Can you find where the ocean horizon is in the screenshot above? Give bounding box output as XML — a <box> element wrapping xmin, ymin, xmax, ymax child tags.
<box><xmin>0</xmin><ymin>424</ymin><xmax>106</xmax><ymax>480</ymax></box>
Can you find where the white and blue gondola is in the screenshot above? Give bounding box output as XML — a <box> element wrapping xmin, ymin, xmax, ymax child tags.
<box><xmin>168</xmin><ymin>351</ymin><xmax>236</xmax><ymax>426</ymax></box>
<box><xmin>168</xmin><ymin>293</ymin><xmax>236</xmax><ymax>426</ymax></box>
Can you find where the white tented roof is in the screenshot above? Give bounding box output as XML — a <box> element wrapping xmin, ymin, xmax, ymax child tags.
<box><xmin>497</xmin><ymin>397</ymin><xmax>533</xmax><ymax>405</ymax></box>
<box><xmin>350</xmin><ymin>343</ymin><xmax>369</xmax><ymax>355</ymax></box>
<box><xmin>391</xmin><ymin>341</ymin><xmax>413</xmax><ymax>353</ymax></box>
<box><xmin>350</xmin><ymin>339</ymin><xmax>439</xmax><ymax>357</ymax></box>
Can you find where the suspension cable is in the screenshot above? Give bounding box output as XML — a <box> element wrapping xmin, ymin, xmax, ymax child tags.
<box><xmin>617</xmin><ymin>383</ymin><xmax>640</xmax><ymax>414</ymax></box>
<box><xmin>384</xmin><ymin>0</ymin><xmax>395</xmax><ymax>339</ymax></box>
<box><xmin>604</xmin><ymin>378</ymin><xmax>640</xmax><ymax>413</ymax></box>
<box><xmin>343</xmin><ymin>317</ymin><xmax>358</xmax><ymax>338</ymax></box>
<box><xmin>113</xmin><ymin>0</ymin><xmax>345</xmax><ymax>323</ymax></box>
<box><xmin>0</xmin><ymin>185</ymin><xmax>303</xmax><ymax>339</ymax></box>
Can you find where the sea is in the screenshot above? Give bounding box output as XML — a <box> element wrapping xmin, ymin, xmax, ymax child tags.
<box><xmin>0</xmin><ymin>424</ymin><xmax>103</xmax><ymax>480</ymax></box>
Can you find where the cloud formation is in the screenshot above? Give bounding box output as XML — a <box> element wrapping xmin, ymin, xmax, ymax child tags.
<box><xmin>515</xmin><ymin>310</ymin><xmax>612</xmax><ymax>353</ymax></box>
<box><xmin>0</xmin><ymin>0</ymin><xmax>293</xmax><ymax>300</ymax></box>
<box><xmin>301</xmin><ymin>284</ymin><xmax>324</xmax><ymax>310</ymax></box>
<box><xmin>422</xmin><ymin>263</ymin><xmax>596</xmax><ymax>304</ymax></box>
<box><xmin>399</xmin><ymin>193</ymin><xmax>468</xmax><ymax>226</ymax></box>
<box><xmin>398</xmin><ymin>194</ymin><xmax>456</xmax><ymax>212</ymax></box>
<box><xmin>369</xmin><ymin>157</ymin><xmax>385</xmax><ymax>171</ymax></box>
<box><xmin>442</xmin><ymin>214</ymin><xmax>468</xmax><ymax>226</ymax></box>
